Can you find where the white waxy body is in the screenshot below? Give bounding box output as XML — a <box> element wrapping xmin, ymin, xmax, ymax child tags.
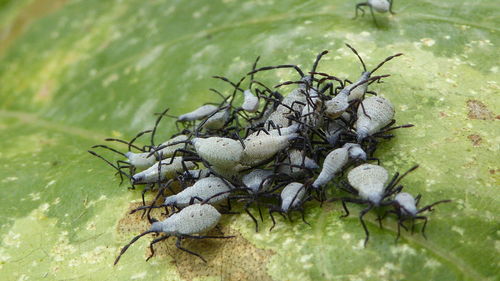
<box><xmin>202</xmin><ymin>109</ymin><xmax>229</xmax><ymax>130</ymax></box>
<box><xmin>312</xmin><ymin>147</ymin><xmax>349</xmax><ymax>188</ymax></box>
<box><xmin>324</xmin><ymin>90</ymin><xmax>349</xmax><ymax>118</ymax></box>
<box><xmin>266</xmin><ymin>87</ymin><xmax>308</xmax><ymax>128</ymax></box>
<box><xmin>348</xmin><ymin>164</ymin><xmax>388</xmax><ymax>205</ymax></box>
<box><xmin>356</xmin><ymin>96</ymin><xmax>395</xmax><ymax>141</ymax></box>
<box><xmin>241</xmin><ymin>90</ymin><xmax>259</xmax><ymax>112</ymax></box>
<box><xmin>242</xmin><ymin>169</ymin><xmax>274</xmax><ymax>193</ymax></box>
<box><xmin>163</xmin><ymin>177</ymin><xmax>232</xmax><ymax>207</ymax></box>
<box><xmin>281</xmin><ymin>182</ymin><xmax>306</xmax><ymax>212</ymax></box>
<box><xmin>343</xmin><ymin>143</ymin><xmax>367</xmax><ymax>161</ymax></box>
<box><xmin>132</xmin><ymin>157</ymin><xmax>196</xmax><ymax>183</ymax></box>
<box><xmin>192</xmin><ymin>137</ymin><xmax>243</xmax><ymax>169</ymax></box>
<box><xmin>368</xmin><ymin>0</ymin><xmax>390</xmax><ymax>12</ymax></box>
<box><xmin>278</xmin><ymin>149</ymin><xmax>319</xmax><ymax>176</ymax></box>
<box><xmin>150</xmin><ymin>204</ymin><xmax>221</xmax><ymax>235</ymax></box>
<box><xmin>240</xmin><ymin>133</ymin><xmax>299</xmax><ymax>166</ymax></box>
<box><xmin>394</xmin><ymin>192</ymin><xmax>418</xmax><ymax>216</ymax></box>
<box><xmin>156</xmin><ymin>135</ymin><xmax>189</xmax><ymax>157</ymax></box>
<box><xmin>347</xmin><ymin>72</ymin><xmax>370</xmax><ymax>102</ymax></box>
<box><xmin>178</xmin><ymin>105</ymin><xmax>219</xmax><ymax>121</ymax></box>
<box><xmin>125</xmin><ymin>152</ymin><xmax>157</xmax><ymax>170</ymax></box>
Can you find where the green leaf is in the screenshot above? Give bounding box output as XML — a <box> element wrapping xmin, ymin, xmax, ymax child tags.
<box><xmin>0</xmin><ymin>0</ymin><xmax>498</xmax><ymax>280</ymax></box>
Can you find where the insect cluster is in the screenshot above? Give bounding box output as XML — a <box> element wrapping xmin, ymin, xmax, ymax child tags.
<box><xmin>89</xmin><ymin>44</ymin><xmax>450</xmax><ymax>265</ymax></box>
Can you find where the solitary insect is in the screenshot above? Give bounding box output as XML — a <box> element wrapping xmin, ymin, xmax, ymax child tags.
<box><xmin>114</xmin><ymin>204</ymin><xmax>234</xmax><ymax>264</ymax></box>
<box><xmin>333</xmin><ymin>163</ymin><xmax>419</xmax><ymax>246</ymax></box>
<box><xmin>354</xmin><ymin>0</ymin><xmax>395</xmax><ymax>26</ymax></box>
<box><xmin>390</xmin><ymin>192</ymin><xmax>451</xmax><ymax>241</ymax></box>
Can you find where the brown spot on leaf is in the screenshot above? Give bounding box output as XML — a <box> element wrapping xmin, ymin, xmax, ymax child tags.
<box><xmin>467</xmin><ymin>134</ymin><xmax>482</xmax><ymax>146</ymax></box>
<box><xmin>117</xmin><ymin>203</ymin><xmax>274</xmax><ymax>281</ymax></box>
<box><xmin>466</xmin><ymin>100</ymin><xmax>495</xmax><ymax>120</ymax></box>
<box><xmin>439</xmin><ymin>111</ymin><xmax>448</xmax><ymax>118</ymax></box>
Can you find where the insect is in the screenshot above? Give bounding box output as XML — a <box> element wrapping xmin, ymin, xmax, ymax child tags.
<box><xmin>160</xmin><ymin>177</ymin><xmax>233</xmax><ymax>208</ymax></box>
<box><xmin>240</xmin><ymin>132</ymin><xmax>300</xmax><ymax>167</ymax></box>
<box><xmin>312</xmin><ymin>143</ymin><xmax>367</xmax><ymax>190</ymax></box>
<box><xmin>343</xmin><ymin>43</ymin><xmax>402</xmax><ymax>102</ymax></box>
<box><xmin>312</xmin><ymin>147</ymin><xmax>349</xmax><ymax>190</ymax></box>
<box><xmin>320</xmin><ymin>74</ymin><xmax>390</xmax><ymax>119</ymax></box>
<box><xmin>333</xmin><ymin>163</ymin><xmax>419</xmax><ymax>246</ymax></box>
<box><xmin>390</xmin><ymin>192</ymin><xmax>451</xmax><ymax>241</ymax></box>
<box><xmin>131</xmin><ymin>157</ymin><xmax>197</xmax><ymax>184</ymax></box>
<box><xmin>276</xmin><ymin>149</ymin><xmax>319</xmax><ymax>178</ymax></box>
<box><xmin>248</xmin><ymin>51</ymin><xmax>330</xmax><ymax>129</ymax></box>
<box><xmin>132</xmin><ymin>176</ymin><xmax>235</xmax><ymax>222</ymax></box>
<box><xmin>114</xmin><ymin>204</ymin><xmax>234</xmax><ymax>264</ymax></box>
<box><xmin>178</xmin><ymin>104</ymin><xmax>220</xmax><ymax>122</ymax></box>
<box><xmin>354</xmin><ymin>0</ymin><xmax>395</xmax><ymax>26</ymax></box>
<box><xmin>354</xmin><ymin>96</ymin><xmax>413</xmax><ymax>143</ymax></box>
<box><xmin>268</xmin><ymin>182</ymin><xmax>311</xmax><ymax>231</ymax></box>
<box><xmin>191</xmin><ymin>137</ymin><xmax>246</xmax><ymax>171</ymax></box>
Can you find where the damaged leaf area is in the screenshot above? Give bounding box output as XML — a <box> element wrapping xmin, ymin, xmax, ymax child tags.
<box><xmin>0</xmin><ymin>0</ymin><xmax>498</xmax><ymax>280</ymax></box>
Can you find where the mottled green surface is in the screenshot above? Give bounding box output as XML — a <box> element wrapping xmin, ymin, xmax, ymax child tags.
<box><xmin>0</xmin><ymin>0</ymin><xmax>498</xmax><ymax>280</ymax></box>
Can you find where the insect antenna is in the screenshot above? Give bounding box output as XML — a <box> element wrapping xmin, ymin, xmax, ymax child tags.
<box><xmin>345</xmin><ymin>43</ymin><xmax>367</xmax><ymax>72</ymax></box>
<box><xmin>248</xmin><ymin>56</ymin><xmax>261</xmax><ymax>90</ymax></box>
<box><xmin>114</xmin><ymin>230</ymin><xmax>156</xmax><ymax>265</ymax></box>
<box><xmin>88</xmin><ymin>150</ymin><xmax>131</xmax><ymax>180</ymax></box>
<box><xmin>209</xmin><ymin>88</ymin><xmax>227</xmax><ymax>100</ymax></box>
<box><xmin>417</xmin><ymin>199</ymin><xmax>452</xmax><ymax>213</ymax></box>
<box><xmin>370</xmin><ymin>53</ymin><xmax>403</xmax><ymax>74</ymax></box>
<box><xmin>127</xmin><ymin>129</ymin><xmax>153</xmax><ymax>152</ymax></box>
<box><xmin>91</xmin><ymin>144</ymin><xmax>127</xmax><ymax>157</ymax></box>
<box><xmin>387</xmin><ymin>165</ymin><xmax>419</xmax><ymax>191</ymax></box>
<box><xmin>248</xmin><ymin>64</ymin><xmax>305</xmax><ymax>78</ymax></box>
<box><xmin>151</xmin><ymin>107</ymin><xmax>171</xmax><ymax>148</ymax></box>
<box><xmin>104</xmin><ymin>138</ymin><xmax>144</xmax><ymax>152</ymax></box>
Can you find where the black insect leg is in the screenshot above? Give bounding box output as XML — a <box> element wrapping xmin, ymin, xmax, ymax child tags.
<box><xmin>354</xmin><ymin>2</ymin><xmax>368</xmax><ymax>19</ymax></box>
<box><xmin>360</xmin><ymin>204</ymin><xmax>374</xmax><ymax>247</ymax></box>
<box><xmin>416</xmin><ymin>216</ymin><xmax>429</xmax><ymax>239</ymax></box>
<box><xmin>146</xmin><ymin>235</ymin><xmax>170</xmax><ymax>261</ymax></box>
<box><xmin>245</xmin><ymin>208</ymin><xmax>259</xmax><ymax>232</ymax></box>
<box><xmin>369</xmin><ymin>6</ymin><xmax>379</xmax><ymax>27</ymax></box>
<box><xmin>389</xmin><ymin>0</ymin><xmax>396</xmax><ymax>14</ymax></box>
<box><xmin>174</xmin><ymin>236</ymin><xmax>207</xmax><ymax>263</ymax></box>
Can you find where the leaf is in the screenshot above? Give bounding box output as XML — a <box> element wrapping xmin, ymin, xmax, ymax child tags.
<box><xmin>0</xmin><ymin>0</ymin><xmax>498</xmax><ymax>280</ymax></box>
